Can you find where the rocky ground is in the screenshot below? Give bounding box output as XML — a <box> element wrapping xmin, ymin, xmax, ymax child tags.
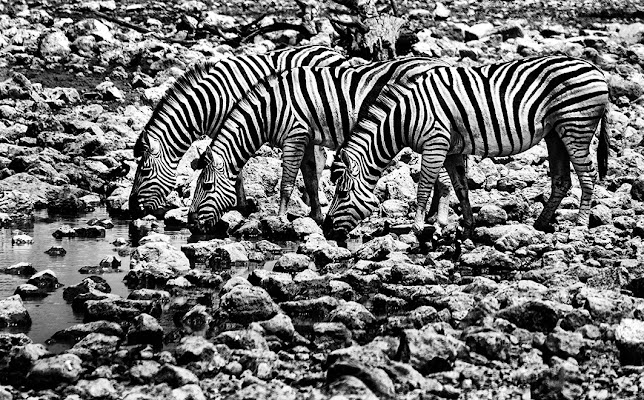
<box><xmin>1</xmin><ymin>0</ymin><xmax>644</xmax><ymax>399</ymax></box>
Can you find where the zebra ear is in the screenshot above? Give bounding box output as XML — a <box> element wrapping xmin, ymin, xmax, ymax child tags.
<box><xmin>134</xmin><ymin>136</ymin><xmax>144</xmax><ymax>158</ymax></box>
<box><xmin>196</xmin><ymin>146</ymin><xmax>214</xmax><ymax>169</ymax></box>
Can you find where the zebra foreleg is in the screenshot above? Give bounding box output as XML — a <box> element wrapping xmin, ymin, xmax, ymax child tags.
<box><xmin>301</xmin><ymin>145</ymin><xmax>325</xmax><ymax>224</ymax></box>
<box><xmin>444</xmin><ymin>155</ymin><xmax>473</xmax><ymax>238</ymax></box>
<box><xmin>279</xmin><ymin>137</ymin><xmax>310</xmax><ymax>219</ymax></box>
<box><xmin>534</xmin><ymin>133</ymin><xmax>572</xmax><ymax>232</ymax></box>
<box><xmin>413</xmin><ymin>140</ymin><xmax>450</xmax><ymax>235</ymax></box>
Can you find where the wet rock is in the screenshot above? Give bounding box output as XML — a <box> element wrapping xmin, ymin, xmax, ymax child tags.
<box><xmin>127</xmin><ymin>289</ymin><xmax>170</xmax><ymax>302</ymax></box>
<box><xmin>329</xmin><ymin>301</ymin><xmax>376</xmax><ymax>331</ymax></box>
<box><xmin>87</xmin><ymin>217</ymin><xmax>114</xmax><ymax>229</ymax></box>
<box><xmin>181</xmin><ymin>239</ymin><xmax>226</xmax><ymax>265</ymax></box>
<box><xmin>460</xmin><ymin>246</ymin><xmax>518</xmax><ymax>272</ymax></box>
<box><xmin>312</xmin><ymin>322</ymin><xmax>352</xmax><ymax>351</ymax></box>
<box><xmin>292</xmin><ymin>217</ymin><xmax>322</xmax><ymax>238</ymax></box>
<box><xmin>248</xmin><ymin>269</ymin><xmax>295</xmax><ymax>302</ymax></box>
<box><xmin>615</xmin><ymin>318</ymin><xmax>644</xmax><ymax>365</ymax></box>
<box><xmin>52</xmin><ymin>224</ymin><xmax>76</xmax><ymax>238</ymax></box>
<box><xmin>326</xmin><ymin>345</ymin><xmax>396</xmax><ymax>398</ymax></box>
<box><xmin>44</xmin><ymin>246</ymin><xmax>66</xmax><ymax>256</ymax></box>
<box><xmin>174</xmin><ymin>335</ymin><xmax>219</xmax><ymax>364</ymax></box>
<box><xmin>74</xmin><ymin>225</ymin><xmax>106</xmax><ymax>238</ymax></box>
<box><xmin>127</xmin><ymin>313</ymin><xmax>163</xmax><ymax>347</ymax></box>
<box><xmin>49</xmin><ymin>321</ymin><xmax>124</xmax><ymax>344</ymax></box>
<box><xmin>207</xmin><ymin>242</ymin><xmax>248</xmax><ymax>271</ymax></box>
<box><xmin>26</xmin><ymin>269</ymin><xmax>61</xmax><ymax>291</ymax></box>
<box><xmin>63</xmin><ymin>276</ymin><xmax>110</xmax><ymax>302</ymax></box>
<box><xmin>560</xmin><ymin>309</ymin><xmax>593</xmax><ymax>331</ymax></box>
<box><xmin>99</xmin><ymin>255</ymin><xmax>120</xmax><ymax>270</ymax></box>
<box><xmin>396</xmin><ymin>327</ymin><xmax>466</xmax><ymax>374</ymax></box>
<box><xmin>26</xmin><ymin>353</ymin><xmax>82</xmax><ymax>388</ymax></box>
<box><xmin>219</xmin><ymin>285</ymin><xmax>279</xmax><ymax>324</ymax></box>
<box><xmin>180</xmin><ymin>304</ymin><xmax>212</xmax><ymax>334</ymax></box>
<box><xmin>14</xmin><ymin>284</ymin><xmax>47</xmax><ymax>299</ymax></box>
<box><xmin>73</xmin><ymin>378</ymin><xmax>118</xmax><ymax>399</ymax></box>
<box><xmin>11</xmin><ymin>234</ymin><xmax>33</xmax><ymax>245</ymax></box>
<box><xmin>0</xmin><ymin>262</ymin><xmax>36</xmax><ymax>276</ymax></box>
<box><xmin>589</xmin><ymin>204</ymin><xmax>613</xmax><ymax>227</ymax></box>
<box><xmin>273</xmin><ymin>253</ymin><xmax>311</xmax><ymax>274</ymax></box>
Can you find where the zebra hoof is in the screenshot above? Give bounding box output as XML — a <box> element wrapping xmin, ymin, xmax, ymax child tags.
<box><xmin>235</xmin><ymin>198</ymin><xmax>259</xmax><ymax>216</ymax></box>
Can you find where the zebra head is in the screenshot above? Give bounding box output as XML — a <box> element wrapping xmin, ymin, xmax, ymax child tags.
<box><xmin>323</xmin><ymin>149</ymin><xmax>379</xmax><ymax>241</ymax></box>
<box><xmin>187</xmin><ymin>146</ymin><xmax>236</xmax><ymax>234</ymax></box>
<box><xmin>129</xmin><ymin>134</ymin><xmax>175</xmax><ymax>219</ymax></box>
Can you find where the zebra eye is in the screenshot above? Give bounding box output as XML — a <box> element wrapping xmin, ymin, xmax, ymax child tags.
<box><xmin>337</xmin><ymin>174</ymin><xmax>353</xmax><ymax>196</ymax></box>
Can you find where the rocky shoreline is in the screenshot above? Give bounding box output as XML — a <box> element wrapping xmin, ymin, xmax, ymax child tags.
<box><xmin>1</xmin><ymin>0</ymin><xmax>644</xmax><ymax>398</ymax></box>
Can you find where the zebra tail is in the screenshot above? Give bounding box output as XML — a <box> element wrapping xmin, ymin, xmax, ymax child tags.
<box><xmin>598</xmin><ymin>112</ymin><xmax>609</xmax><ymax>180</ymax></box>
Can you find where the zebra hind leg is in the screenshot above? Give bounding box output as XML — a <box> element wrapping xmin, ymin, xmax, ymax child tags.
<box><xmin>279</xmin><ymin>137</ymin><xmax>309</xmax><ymax>219</ymax></box>
<box><xmin>301</xmin><ymin>145</ymin><xmax>325</xmax><ymax>224</ymax></box>
<box><xmin>561</xmin><ymin>134</ymin><xmax>597</xmax><ymax>229</ymax></box>
<box><xmin>413</xmin><ymin>139</ymin><xmax>450</xmax><ymax>235</ymax></box>
<box><xmin>444</xmin><ymin>155</ymin><xmax>473</xmax><ymax>238</ymax></box>
<box><xmin>534</xmin><ymin>132</ymin><xmax>572</xmax><ymax>233</ymax></box>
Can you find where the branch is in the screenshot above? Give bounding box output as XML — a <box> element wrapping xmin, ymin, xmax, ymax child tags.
<box><xmin>239</xmin><ymin>22</ymin><xmax>314</xmax><ymax>44</ymax></box>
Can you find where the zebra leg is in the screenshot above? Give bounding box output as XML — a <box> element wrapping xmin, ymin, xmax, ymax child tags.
<box><xmin>534</xmin><ymin>132</ymin><xmax>572</xmax><ymax>232</ymax></box>
<box><xmin>301</xmin><ymin>145</ymin><xmax>325</xmax><ymax>224</ymax></box>
<box><xmin>413</xmin><ymin>141</ymin><xmax>450</xmax><ymax>234</ymax></box>
<box><xmin>444</xmin><ymin>155</ymin><xmax>473</xmax><ymax>238</ymax></box>
<box><xmin>279</xmin><ymin>138</ymin><xmax>309</xmax><ymax>219</ymax></box>
<box><xmin>560</xmin><ymin>133</ymin><xmax>597</xmax><ymax>228</ymax></box>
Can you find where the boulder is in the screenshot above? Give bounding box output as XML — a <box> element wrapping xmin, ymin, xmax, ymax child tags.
<box><xmin>130</xmin><ymin>239</ymin><xmax>190</xmax><ymax>272</ymax></box>
<box><xmin>27</xmin><ymin>354</ymin><xmax>82</xmax><ymax>388</ymax></box>
<box><xmin>44</xmin><ymin>246</ymin><xmax>66</xmax><ymax>256</ymax></box>
<box><xmin>49</xmin><ymin>321</ymin><xmax>124</xmax><ymax>344</ymax></box>
<box><xmin>396</xmin><ymin>327</ymin><xmax>466</xmax><ymax>374</ymax></box>
<box><xmin>273</xmin><ymin>253</ymin><xmax>312</xmax><ymax>274</ymax></box>
<box><xmin>292</xmin><ymin>216</ymin><xmax>323</xmax><ymax>238</ymax></box>
<box><xmin>14</xmin><ymin>284</ymin><xmax>47</xmax><ymax>299</ymax></box>
<box><xmin>207</xmin><ymin>242</ymin><xmax>248</xmax><ymax>271</ymax></box>
<box><xmin>1</xmin><ymin>262</ymin><xmax>36</xmax><ymax>276</ymax></box>
<box><xmin>219</xmin><ymin>285</ymin><xmax>279</xmax><ymax>324</ymax></box>
<box><xmin>39</xmin><ymin>30</ymin><xmax>71</xmax><ymax>59</ymax></box>
<box><xmin>11</xmin><ymin>234</ymin><xmax>33</xmax><ymax>245</ymax></box>
<box><xmin>63</xmin><ymin>276</ymin><xmax>111</xmax><ymax>302</ymax></box>
<box><xmin>127</xmin><ymin>313</ymin><xmax>163</xmax><ymax>347</ymax></box>
<box><xmin>26</xmin><ymin>269</ymin><xmax>61</xmax><ymax>291</ymax></box>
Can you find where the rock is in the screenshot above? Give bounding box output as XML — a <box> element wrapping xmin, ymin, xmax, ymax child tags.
<box><xmin>69</xmin><ymin>333</ymin><xmax>120</xmax><ymax>359</ymax></box>
<box><xmin>312</xmin><ymin>246</ymin><xmax>352</xmax><ymax>267</ymax></box>
<box><xmin>396</xmin><ymin>327</ymin><xmax>466</xmax><ymax>374</ymax></box>
<box><xmin>463</xmin><ymin>330</ymin><xmax>512</xmax><ymax>361</ymax></box>
<box><xmin>14</xmin><ymin>284</ymin><xmax>47</xmax><ymax>299</ymax></box>
<box><xmin>312</xmin><ymin>322</ymin><xmax>352</xmax><ymax>351</ymax></box>
<box><xmin>26</xmin><ymin>269</ymin><xmax>61</xmax><ymax>291</ymax></box>
<box><xmin>39</xmin><ymin>30</ymin><xmax>71</xmax><ymax>58</ymax></box>
<box><xmin>180</xmin><ymin>304</ymin><xmax>212</xmax><ymax>334</ymax></box>
<box><xmin>130</xmin><ymin>239</ymin><xmax>190</xmax><ymax>273</ymax></box>
<box><xmin>83</xmin><ymin>298</ymin><xmax>161</xmax><ymax>323</ymax></box>
<box><xmin>207</xmin><ymin>242</ymin><xmax>248</xmax><ymax>271</ymax></box>
<box><xmin>475</xmin><ymin>224</ymin><xmax>546</xmax><ymax>251</ymax></box>
<box><xmin>476</xmin><ymin>204</ymin><xmax>508</xmax><ymax>226</ymax></box>
<box><xmin>129</xmin><ymin>360</ymin><xmax>161</xmax><ymax>383</ymax></box>
<box><xmin>213</xmin><ymin>329</ymin><xmax>269</xmax><ymax>351</ymax></box>
<box><xmin>545</xmin><ymin>328</ymin><xmax>584</xmax><ymax>359</ymax></box>
<box><xmin>433</xmin><ymin>2</ymin><xmax>450</xmax><ymax>19</ymax></box>
<box><xmin>326</xmin><ymin>346</ymin><xmax>396</xmax><ymax>398</ymax></box>
<box><xmin>258</xmin><ymin>313</ymin><xmax>295</xmax><ymax>342</ymax></box>
<box><xmin>49</xmin><ymin>321</ymin><xmax>124</xmax><ymax>344</ymax></box>
<box><xmin>460</xmin><ymin>245</ymin><xmax>518</xmax><ymax>272</ymax></box>
<box><xmin>127</xmin><ymin>313</ymin><xmax>163</xmax><ymax>347</ymax></box>
<box><xmin>99</xmin><ymin>255</ymin><xmax>120</xmax><ymax>269</ymax></box>
<box><xmin>52</xmin><ymin>224</ymin><xmax>76</xmax><ymax>238</ymax></box>
<box><xmin>292</xmin><ymin>216</ymin><xmax>322</xmax><ymax>238</ymax></box>
<box><xmin>63</xmin><ymin>276</ymin><xmax>110</xmax><ymax>302</ymax></box>
<box><xmin>496</xmin><ymin>300</ymin><xmax>558</xmax><ymax>333</ymax></box>
<box><xmin>261</xmin><ymin>215</ymin><xmax>296</xmax><ymax>239</ymax></box>
<box><xmin>44</xmin><ymin>246</ymin><xmax>66</xmax><ymax>256</ymax></box>
<box><xmin>615</xmin><ymin>318</ymin><xmax>644</xmax><ymax>365</ymax></box>
<box><xmin>27</xmin><ymin>354</ymin><xmax>82</xmax><ymax>388</ymax></box>
<box><xmin>174</xmin><ymin>335</ymin><xmax>219</xmax><ymax>364</ymax></box>
<box><xmin>329</xmin><ymin>301</ymin><xmax>376</xmax><ymax>331</ymax></box>
<box><xmin>380</xmin><ymin>199</ymin><xmax>409</xmax><ymax>218</ymax></box>
<box><xmin>219</xmin><ymin>285</ymin><xmax>279</xmax><ymax>324</ymax></box>
<box><xmin>280</xmin><ymin>296</ymin><xmax>340</xmax><ymax>320</ymax></box>
<box><xmin>11</xmin><ymin>234</ymin><xmax>33</xmax><ymax>245</ymax></box>
<box><xmin>589</xmin><ymin>204</ymin><xmax>612</xmax><ymax>227</ymax></box>
<box><xmin>171</xmin><ymin>384</ymin><xmax>206</xmax><ymax>400</ymax></box>
<box><xmin>155</xmin><ymin>364</ymin><xmax>199</xmax><ymax>387</ymax></box>
<box><xmin>1</xmin><ymin>262</ymin><xmax>36</xmax><ymax>276</ymax></box>
<box><xmin>631</xmin><ymin>175</ymin><xmax>644</xmax><ymax>201</ymax></box>
<box><xmin>73</xmin><ymin>378</ymin><xmax>118</xmax><ymax>399</ymax></box>
<box><xmin>273</xmin><ymin>253</ymin><xmax>311</xmax><ymax>273</ymax></box>
<box><xmin>354</xmin><ymin>235</ymin><xmax>399</xmax><ymax>261</ymax></box>
<box><xmin>181</xmin><ymin>239</ymin><xmax>227</xmax><ymax>265</ymax></box>
<box><xmin>75</xmin><ymin>225</ymin><xmax>106</xmax><ymax>238</ymax></box>
<box><xmin>164</xmin><ymin>207</ymin><xmax>188</xmax><ymax>228</ymax></box>
<box><xmin>465</xmin><ymin>22</ymin><xmax>495</xmax><ymax>40</ymax></box>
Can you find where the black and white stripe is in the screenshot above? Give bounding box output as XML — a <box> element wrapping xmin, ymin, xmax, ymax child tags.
<box><xmin>187</xmin><ymin>57</ymin><xmax>449</xmax><ymax>233</ymax></box>
<box><xmin>324</xmin><ymin>55</ymin><xmax>610</xmax><ymax>238</ymax></box>
<box><xmin>129</xmin><ymin>45</ymin><xmax>346</xmax><ymax>218</ymax></box>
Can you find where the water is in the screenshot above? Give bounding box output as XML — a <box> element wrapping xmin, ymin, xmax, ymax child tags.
<box><xmin>0</xmin><ymin>208</ymin><xmax>191</xmax><ymax>344</ymax></box>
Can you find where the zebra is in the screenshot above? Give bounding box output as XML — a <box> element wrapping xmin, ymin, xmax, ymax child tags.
<box><xmin>129</xmin><ymin>45</ymin><xmax>346</xmax><ymax>219</ymax></box>
<box><xmin>187</xmin><ymin>57</ymin><xmax>450</xmax><ymax>233</ymax></box>
<box><xmin>323</xmin><ymin>55</ymin><xmax>610</xmax><ymax>240</ymax></box>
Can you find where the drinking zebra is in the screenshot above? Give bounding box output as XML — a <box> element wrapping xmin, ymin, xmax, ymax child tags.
<box><xmin>129</xmin><ymin>45</ymin><xmax>346</xmax><ymax>219</ymax></box>
<box><xmin>187</xmin><ymin>57</ymin><xmax>449</xmax><ymax>233</ymax></box>
<box><xmin>323</xmin><ymin>55</ymin><xmax>610</xmax><ymax>239</ymax></box>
